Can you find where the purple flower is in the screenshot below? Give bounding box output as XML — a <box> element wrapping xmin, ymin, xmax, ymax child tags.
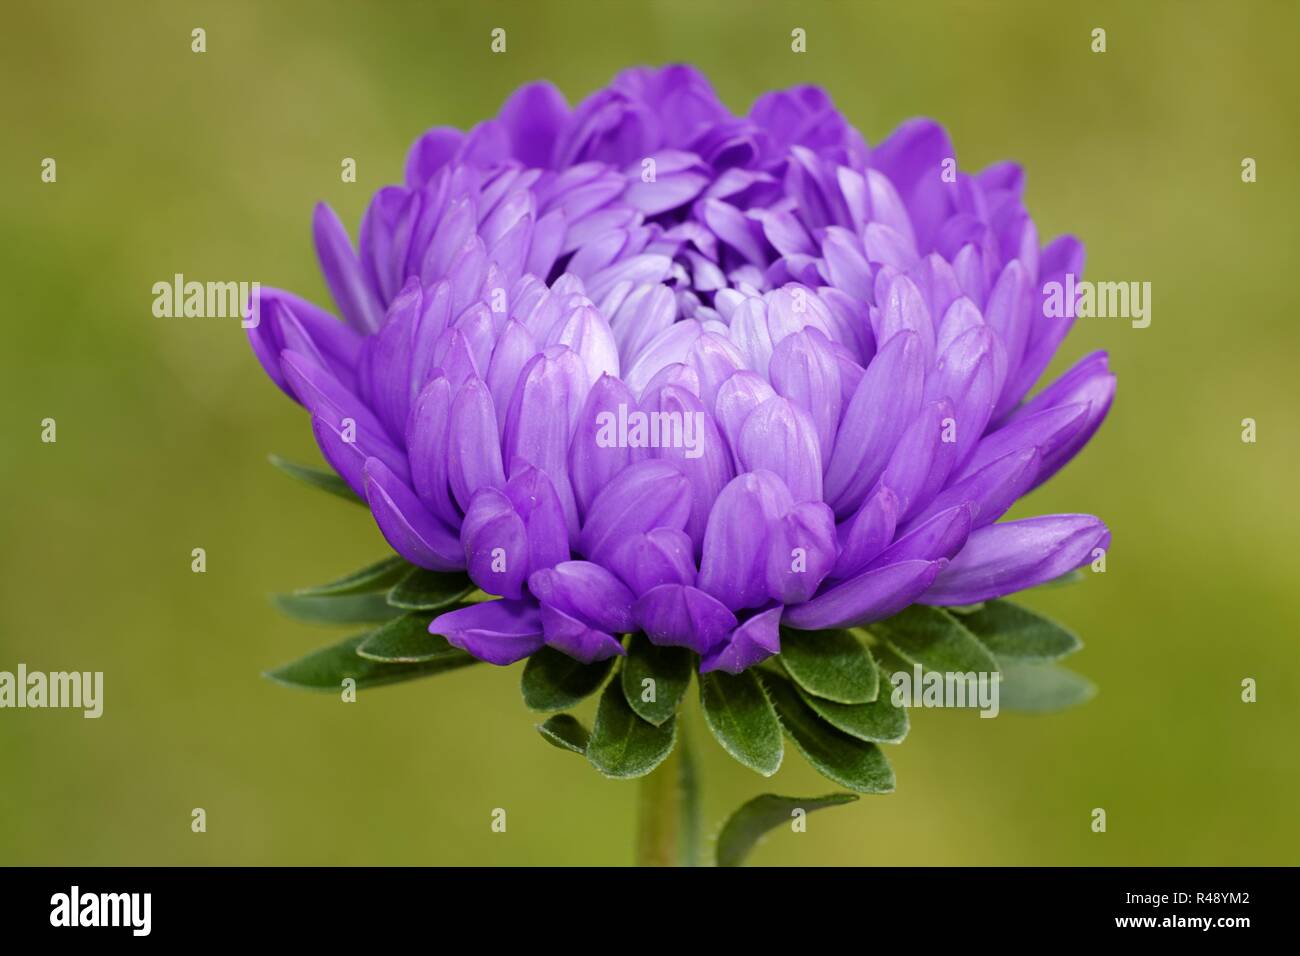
<box><xmin>249</xmin><ymin>65</ymin><xmax>1113</xmax><ymax>674</ymax></box>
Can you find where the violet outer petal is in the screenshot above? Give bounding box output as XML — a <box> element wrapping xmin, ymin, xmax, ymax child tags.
<box><xmin>579</xmin><ymin>460</ymin><xmax>693</xmax><ymax>566</ymax></box>
<box><xmin>1011</xmin><ymin>352</ymin><xmax>1116</xmax><ymax>490</ymax></box>
<box><xmin>866</xmin><ymin>503</ymin><xmax>973</xmax><ymax>569</ymax></box>
<box><xmin>429</xmin><ymin>599</ymin><xmax>545</xmax><ymax>666</ymax></box>
<box><xmin>648</xmin><ymin>385</ymin><xmax>734</xmax><ymax>546</ymax></box>
<box><xmin>310</xmin><ymin>415</ymin><xmax>368</xmax><ymax>499</ymax></box>
<box><xmin>765</xmin><ymin>501</ymin><xmax>839</xmax><ymax>604</ymax></box>
<box><xmin>460</xmin><ymin>487</ymin><xmax>528</xmax><ymax>598</ymax></box>
<box><xmin>539</xmin><ymin>605</ymin><xmax>627</xmax><ymax>663</ymax></box>
<box><xmin>921</xmin><ymin>515</ymin><xmax>1111</xmax><ymax>605</ymax></box>
<box><xmin>527</xmin><ymin>560</ymin><xmax>636</xmax><ymax>635</ymax></box>
<box><xmin>782</xmin><ymin>559</ymin><xmax>947</xmax><ymax>630</ymax></box>
<box><xmin>313</xmin><ymin>202</ymin><xmax>384</xmax><ymax>334</ymax></box>
<box><xmin>406</xmin><ymin>376</ymin><xmax>458</xmax><ymax>526</ymax></box>
<box><xmin>956</xmin><ymin>402</ymin><xmax>1088</xmax><ymax>484</ymax></box>
<box><xmin>699</xmin><ymin>607</ymin><xmax>784</xmax><ymax>674</ymax></box>
<box><xmin>824</xmin><ymin>330</ymin><xmax>925</xmax><ymax>517</ymax></box>
<box><xmin>697</xmin><ymin>470</ymin><xmax>793</xmax><ymax>611</ymax></box>
<box><xmin>902</xmin><ymin>447</ymin><xmax>1040</xmax><ymax>534</ymax></box>
<box><xmin>737</xmin><ymin>396</ymin><xmax>823</xmax><ymax>504</ymax></box>
<box><xmin>363</xmin><ymin>457</ymin><xmax>463</xmax><ymax>571</ymax></box>
<box><xmin>447</xmin><ymin>377</ymin><xmax>507</xmax><ymax>512</ymax></box>
<box><xmin>280</xmin><ymin>349</ymin><xmax>391</xmax><ymax>450</ymax></box>
<box><xmin>606</xmin><ymin>528</ymin><xmax>697</xmax><ymax>596</ymax></box>
<box><xmin>878</xmin><ymin>399</ymin><xmax>956</xmax><ymax>524</ymax></box>
<box><xmin>923</xmin><ymin>325</ymin><xmax>999</xmax><ymax>472</ymax></box>
<box><xmin>833</xmin><ymin>486</ymin><xmax>899</xmax><ymax>579</ymax></box>
<box><xmin>568</xmin><ymin>373</ymin><xmax>639</xmax><ymax>519</ymax></box>
<box><xmin>768</xmin><ymin>327</ymin><xmax>842</xmax><ymax>460</ymax></box>
<box><xmin>504</xmin><ymin>465</ymin><xmax>572</xmax><ymax>577</ymax></box>
<box><xmin>633</xmin><ymin>584</ymin><xmax>738</xmax><ymax>654</ymax></box>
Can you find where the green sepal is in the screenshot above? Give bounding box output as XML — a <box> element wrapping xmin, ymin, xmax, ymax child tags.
<box><xmin>292</xmin><ymin>555</ymin><xmax>412</xmax><ymax>597</ymax></box>
<box><xmin>698</xmin><ymin>669</ymin><xmax>783</xmax><ymax>776</ymax></box>
<box><xmin>264</xmin><ymin>632</ymin><xmax>477</xmax><ymax>692</ymax></box>
<box><xmin>386</xmin><ymin>567</ymin><xmax>476</xmax><ymax>610</ymax></box>
<box><xmin>620</xmin><ymin>634</ymin><xmax>693</xmax><ymax>726</ymax></box>
<box><xmin>268</xmin><ymin>454</ymin><xmax>365</xmax><ymax>505</ymax></box>
<box><xmin>790</xmin><ymin>669</ymin><xmax>909</xmax><ymax>744</ymax></box>
<box><xmin>272</xmin><ymin>590</ymin><xmax>405</xmax><ymax>625</ymax></box>
<box><xmin>356</xmin><ymin>612</ymin><xmax>462</xmax><ymax>663</ymax></box>
<box><xmin>760</xmin><ymin>671</ymin><xmax>895</xmax><ymax>793</ymax></box>
<box><xmin>521</xmin><ymin>647</ymin><xmax>616</xmax><ymax>713</ymax></box>
<box><xmin>536</xmin><ymin>714</ymin><xmax>590</xmax><ymax>754</ymax></box>
<box><xmin>959</xmin><ymin>600</ymin><xmax>1083</xmax><ymax>660</ymax></box>
<box><xmin>996</xmin><ymin>659</ymin><xmax>1096</xmax><ymax>713</ymax></box>
<box><xmin>715</xmin><ymin>793</ymin><xmax>859</xmax><ymax>867</ymax></box>
<box><xmin>870</xmin><ymin>604</ymin><xmax>999</xmax><ymax>674</ymax></box>
<box><xmin>586</xmin><ymin>679</ymin><xmax>677</xmax><ymax>779</ymax></box>
<box><xmin>778</xmin><ymin>626</ymin><xmax>879</xmax><ymax>703</ymax></box>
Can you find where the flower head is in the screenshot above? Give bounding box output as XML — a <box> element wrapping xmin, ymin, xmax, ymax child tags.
<box><xmin>249</xmin><ymin>65</ymin><xmax>1113</xmax><ymax>675</ymax></box>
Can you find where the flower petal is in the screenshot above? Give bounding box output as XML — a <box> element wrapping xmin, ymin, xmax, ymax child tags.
<box><xmin>824</xmin><ymin>330</ymin><xmax>925</xmax><ymax>516</ymax></box>
<box><xmin>313</xmin><ymin>202</ymin><xmax>384</xmax><ymax>334</ymax></box>
<box><xmin>697</xmin><ymin>471</ymin><xmax>793</xmax><ymax>611</ymax></box>
<box><xmin>737</xmin><ymin>396</ymin><xmax>823</xmax><ymax>503</ymax></box>
<box><xmin>539</xmin><ymin>605</ymin><xmax>627</xmax><ymax>662</ymax></box>
<box><xmin>922</xmin><ymin>515</ymin><xmax>1110</xmax><ymax>605</ymax></box>
<box><xmin>363</xmin><ymin>457</ymin><xmax>462</xmax><ymax>571</ymax></box>
<box><xmin>699</xmin><ymin>606</ymin><xmax>784</xmax><ymax>674</ymax></box>
<box><xmin>460</xmin><ymin>487</ymin><xmax>528</xmax><ymax>598</ymax></box>
<box><xmin>833</xmin><ymin>486</ymin><xmax>899</xmax><ymax>579</ymax></box>
<box><xmin>528</xmin><ymin>560</ymin><xmax>636</xmax><ymax>635</ymax></box>
<box><xmin>764</xmin><ymin>500</ymin><xmax>838</xmax><ymax>604</ymax></box>
<box><xmin>606</xmin><ymin>528</ymin><xmax>697</xmax><ymax>595</ymax></box>
<box><xmin>633</xmin><ymin>583</ymin><xmax>738</xmax><ymax>654</ymax></box>
<box><xmin>579</xmin><ymin>460</ymin><xmax>693</xmax><ymax>566</ymax></box>
<box><xmin>866</xmin><ymin>503</ymin><xmax>973</xmax><ymax>568</ymax></box>
<box><xmin>782</xmin><ymin>559</ymin><xmax>946</xmax><ymax>630</ymax></box>
<box><xmin>430</xmin><ymin>599</ymin><xmax>545</xmax><ymax>666</ymax></box>
<box><xmin>447</xmin><ymin>377</ymin><xmax>507</xmax><ymax>512</ymax></box>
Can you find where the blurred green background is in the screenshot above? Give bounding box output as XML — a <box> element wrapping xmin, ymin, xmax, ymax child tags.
<box><xmin>2</xmin><ymin>0</ymin><xmax>1297</xmax><ymax>866</ymax></box>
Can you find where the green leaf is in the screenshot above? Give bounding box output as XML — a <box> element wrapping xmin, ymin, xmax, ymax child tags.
<box><xmin>865</xmin><ymin>641</ymin><xmax>912</xmax><ymax>677</ymax></box>
<box><xmin>536</xmin><ymin>714</ymin><xmax>590</xmax><ymax>754</ymax></box>
<box><xmin>778</xmin><ymin>627</ymin><xmax>879</xmax><ymax>703</ymax></box>
<box><xmin>264</xmin><ymin>632</ymin><xmax>477</xmax><ymax>692</ymax></box>
<box><xmin>791</xmin><ymin>676</ymin><xmax>909</xmax><ymax>744</ymax></box>
<box><xmin>958</xmin><ymin>600</ymin><xmax>1082</xmax><ymax>660</ymax></box>
<box><xmin>716</xmin><ymin>793</ymin><xmax>859</xmax><ymax>867</ymax></box>
<box><xmin>699</xmin><ymin>670</ymin><xmax>783</xmax><ymax>776</ymax></box>
<box><xmin>996</xmin><ymin>659</ymin><xmax>1096</xmax><ymax>713</ymax></box>
<box><xmin>871</xmin><ymin>604</ymin><xmax>999</xmax><ymax>674</ymax></box>
<box><xmin>761</xmin><ymin>672</ymin><xmax>895</xmax><ymax>793</ymax></box>
<box><xmin>271</xmin><ymin>590</ymin><xmax>405</xmax><ymax>625</ymax></box>
<box><xmin>387</xmin><ymin>567</ymin><xmax>476</xmax><ymax>610</ymax></box>
<box><xmin>293</xmin><ymin>555</ymin><xmax>412</xmax><ymax>597</ymax></box>
<box><xmin>268</xmin><ymin>454</ymin><xmax>365</xmax><ymax>505</ymax></box>
<box><xmin>587</xmin><ymin>680</ymin><xmax>677</xmax><ymax>779</ymax></box>
<box><xmin>620</xmin><ymin>634</ymin><xmax>693</xmax><ymax>726</ymax></box>
<box><xmin>521</xmin><ymin>647</ymin><xmax>615</xmax><ymax>713</ymax></box>
<box><xmin>356</xmin><ymin>613</ymin><xmax>462</xmax><ymax>662</ymax></box>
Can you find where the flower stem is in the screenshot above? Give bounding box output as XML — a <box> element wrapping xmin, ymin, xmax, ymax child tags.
<box><xmin>635</xmin><ymin>725</ymin><xmax>699</xmax><ymax>866</ymax></box>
